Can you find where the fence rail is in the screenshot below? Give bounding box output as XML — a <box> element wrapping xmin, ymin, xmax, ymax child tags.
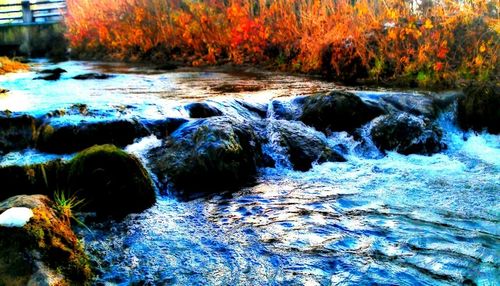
<box><xmin>0</xmin><ymin>0</ymin><xmax>66</xmax><ymax>26</ymax></box>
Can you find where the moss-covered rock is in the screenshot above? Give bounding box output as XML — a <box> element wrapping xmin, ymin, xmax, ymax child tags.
<box><xmin>67</xmin><ymin>145</ymin><xmax>155</xmax><ymax>216</ymax></box>
<box><xmin>148</xmin><ymin>117</ymin><xmax>263</xmax><ymax>198</ymax></box>
<box><xmin>457</xmin><ymin>83</ymin><xmax>499</xmax><ymax>134</ymax></box>
<box><xmin>36</xmin><ymin>119</ymin><xmax>149</xmax><ymax>154</ymax></box>
<box><xmin>300</xmin><ymin>90</ymin><xmax>385</xmax><ymax>133</ymax></box>
<box><xmin>0</xmin><ymin>160</ymin><xmax>67</xmax><ymax>202</ymax></box>
<box><xmin>0</xmin><ymin>195</ymin><xmax>92</xmax><ymax>286</ymax></box>
<box><xmin>0</xmin><ymin>112</ymin><xmax>37</xmax><ymax>155</ymax></box>
<box><xmin>370</xmin><ymin>112</ymin><xmax>445</xmax><ymax>155</ymax></box>
<box><xmin>268</xmin><ymin>120</ymin><xmax>346</xmax><ymax>171</ymax></box>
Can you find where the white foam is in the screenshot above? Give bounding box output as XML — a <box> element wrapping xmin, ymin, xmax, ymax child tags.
<box><xmin>0</xmin><ymin>207</ymin><xmax>34</xmax><ymax>228</ymax></box>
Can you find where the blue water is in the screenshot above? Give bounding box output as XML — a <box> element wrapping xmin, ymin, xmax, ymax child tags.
<box><xmin>1</xmin><ymin>61</ymin><xmax>499</xmax><ymax>285</ymax></box>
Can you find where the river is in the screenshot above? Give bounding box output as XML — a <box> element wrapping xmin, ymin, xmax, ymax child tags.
<box><xmin>0</xmin><ymin>60</ymin><xmax>498</xmax><ymax>285</ymax></box>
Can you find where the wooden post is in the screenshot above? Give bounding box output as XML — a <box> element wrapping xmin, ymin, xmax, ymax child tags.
<box><xmin>21</xmin><ymin>0</ymin><xmax>33</xmax><ymax>24</ymax></box>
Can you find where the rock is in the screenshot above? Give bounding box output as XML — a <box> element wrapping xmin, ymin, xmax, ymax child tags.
<box><xmin>235</xmin><ymin>99</ymin><xmax>268</xmax><ymax>118</ymax></box>
<box><xmin>0</xmin><ymin>112</ymin><xmax>37</xmax><ymax>155</ymax></box>
<box><xmin>0</xmin><ymin>160</ymin><xmax>67</xmax><ymax>202</ymax></box>
<box><xmin>0</xmin><ymin>195</ymin><xmax>92</xmax><ymax>286</ymax></box>
<box><xmin>0</xmin><ymin>88</ymin><xmax>8</xmax><ymax>94</ymax></box>
<box><xmin>141</xmin><ymin>118</ymin><xmax>188</xmax><ymax>138</ymax></box>
<box><xmin>148</xmin><ymin>117</ymin><xmax>263</xmax><ymax>197</ymax></box>
<box><xmin>185</xmin><ymin>102</ymin><xmax>223</xmax><ymax>118</ymax></box>
<box><xmin>33</xmin><ymin>73</ymin><xmax>61</xmax><ymax>81</ymax></box>
<box><xmin>370</xmin><ymin>112</ymin><xmax>445</xmax><ymax>155</ymax></box>
<box><xmin>0</xmin><ymin>207</ymin><xmax>33</xmax><ymax>227</ymax></box>
<box><xmin>269</xmin><ymin>120</ymin><xmax>346</xmax><ymax>171</ymax></box>
<box><xmin>300</xmin><ymin>90</ymin><xmax>385</xmax><ymax>133</ymax></box>
<box><xmin>67</xmin><ymin>145</ymin><xmax>155</xmax><ymax>216</ymax></box>
<box><xmin>212</xmin><ymin>83</ymin><xmax>264</xmax><ymax>93</ymax></box>
<box><xmin>457</xmin><ymin>83</ymin><xmax>499</xmax><ymax>134</ymax></box>
<box><xmin>72</xmin><ymin>73</ymin><xmax>113</xmax><ymax>80</ymax></box>
<box><xmin>37</xmin><ymin>119</ymin><xmax>149</xmax><ymax>154</ymax></box>
<box><xmin>269</xmin><ymin>99</ymin><xmax>302</xmax><ymax>120</ymax></box>
<box><xmin>380</xmin><ymin>93</ymin><xmax>437</xmax><ymax>118</ymax></box>
<box><xmin>37</xmin><ymin>68</ymin><xmax>67</xmax><ymax>74</ymax></box>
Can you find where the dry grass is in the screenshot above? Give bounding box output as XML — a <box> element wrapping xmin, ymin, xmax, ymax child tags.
<box><xmin>0</xmin><ymin>57</ymin><xmax>29</xmax><ymax>75</ymax></box>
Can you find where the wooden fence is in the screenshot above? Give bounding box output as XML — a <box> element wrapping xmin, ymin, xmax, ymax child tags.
<box><xmin>0</xmin><ymin>0</ymin><xmax>66</xmax><ymax>26</ymax></box>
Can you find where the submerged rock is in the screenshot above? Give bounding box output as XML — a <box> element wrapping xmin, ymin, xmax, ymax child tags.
<box><xmin>457</xmin><ymin>83</ymin><xmax>499</xmax><ymax>134</ymax></box>
<box><xmin>370</xmin><ymin>112</ymin><xmax>445</xmax><ymax>155</ymax></box>
<box><xmin>0</xmin><ymin>195</ymin><xmax>92</xmax><ymax>286</ymax></box>
<box><xmin>72</xmin><ymin>73</ymin><xmax>113</xmax><ymax>80</ymax></box>
<box><xmin>67</xmin><ymin>145</ymin><xmax>156</xmax><ymax>216</ymax></box>
<box><xmin>0</xmin><ymin>112</ymin><xmax>37</xmax><ymax>155</ymax></box>
<box><xmin>37</xmin><ymin>119</ymin><xmax>149</xmax><ymax>154</ymax></box>
<box><xmin>300</xmin><ymin>90</ymin><xmax>385</xmax><ymax>133</ymax></box>
<box><xmin>235</xmin><ymin>99</ymin><xmax>268</xmax><ymax>118</ymax></box>
<box><xmin>33</xmin><ymin>73</ymin><xmax>62</xmax><ymax>81</ymax></box>
<box><xmin>380</xmin><ymin>93</ymin><xmax>437</xmax><ymax>118</ymax></box>
<box><xmin>148</xmin><ymin>117</ymin><xmax>263</xmax><ymax>197</ymax></box>
<box><xmin>185</xmin><ymin>102</ymin><xmax>223</xmax><ymax>118</ymax></box>
<box><xmin>269</xmin><ymin>120</ymin><xmax>346</xmax><ymax>171</ymax></box>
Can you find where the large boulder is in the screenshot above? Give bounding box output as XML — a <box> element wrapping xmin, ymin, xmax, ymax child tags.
<box><xmin>370</xmin><ymin>112</ymin><xmax>445</xmax><ymax>155</ymax></box>
<box><xmin>457</xmin><ymin>83</ymin><xmax>499</xmax><ymax>134</ymax></box>
<box><xmin>148</xmin><ymin>117</ymin><xmax>263</xmax><ymax>197</ymax></box>
<box><xmin>300</xmin><ymin>91</ymin><xmax>385</xmax><ymax>133</ymax></box>
<box><xmin>37</xmin><ymin>119</ymin><xmax>149</xmax><ymax>154</ymax></box>
<box><xmin>0</xmin><ymin>160</ymin><xmax>66</xmax><ymax>202</ymax></box>
<box><xmin>0</xmin><ymin>112</ymin><xmax>37</xmax><ymax>155</ymax></box>
<box><xmin>268</xmin><ymin>120</ymin><xmax>346</xmax><ymax>171</ymax></box>
<box><xmin>0</xmin><ymin>195</ymin><xmax>91</xmax><ymax>286</ymax></box>
<box><xmin>67</xmin><ymin>145</ymin><xmax>155</xmax><ymax>216</ymax></box>
<box><xmin>380</xmin><ymin>93</ymin><xmax>437</xmax><ymax>118</ymax></box>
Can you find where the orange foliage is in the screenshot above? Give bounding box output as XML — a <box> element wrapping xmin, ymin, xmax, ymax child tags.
<box><xmin>0</xmin><ymin>57</ymin><xmax>29</xmax><ymax>75</ymax></box>
<box><xmin>65</xmin><ymin>0</ymin><xmax>499</xmax><ymax>87</ymax></box>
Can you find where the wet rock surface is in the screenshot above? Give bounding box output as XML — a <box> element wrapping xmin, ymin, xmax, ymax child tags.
<box><xmin>0</xmin><ymin>195</ymin><xmax>91</xmax><ymax>286</ymax></box>
<box><xmin>370</xmin><ymin>112</ymin><xmax>445</xmax><ymax>155</ymax></box>
<box><xmin>300</xmin><ymin>90</ymin><xmax>385</xmax><ymax>133</ymax></box>
<box><xmin>148</xmin><ymin>116</ymin><xmax>264</xmax><ymax>197</ymax></box>
<box><xmin>185</xmin><ymin>102</ymin><xmax>223</xmax><ymax>118</ymax></box>
<box><xmin>0</xmin><ymin>112</ymin><xmax>36</xmax><ymax>155</ymax></box>
<box><xmin>457</xmin><ymin>83</ymin><xmax>499</xmax><ymax>134</ymax></box>
<box><xmin>268</xmin><ymin>120</ymin><xmax>346</xmax><ymax>171</ymax></box>
<box><xmin>37</xmin><ymin>119</ymin><xmax>149</xmax><ymax>154</ymax></box>
<box><xmin>72</xmin><ymin>73</ymin><xmax>113</xmax><ymax>80</ymax></box>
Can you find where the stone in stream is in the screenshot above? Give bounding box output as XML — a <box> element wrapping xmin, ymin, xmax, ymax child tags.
<box><xmin>67</xmin><ymin>145</ymin><xmax>156</xmax><ymax>217</ymax></box>
<box><xmin>0</xmin><ymin>111</ymin><xmax>37</xmax><ymax>155</ymax></box>
<box><xmin>72</xmin><ymin>73</ymin><xmax>113</xmax><ymax>80</ymax></box>
<box><xmin>185</xmin><ymin>102</ymin><xmax>223</xmax><ymax>118</ymax></box>
<box><xmin>33</xmin><ymin>73</ymin><xmax>62</xmax><ymax>81</ymax></box>
<box><xmin>300</xmin><ymin>90</ymin><xmax>385</xmax><ymax>133</ymax></box>
<box><xmin>148</xmin><ymin>116</ymin><xmax>264</xmax><ymax>198</ymax></box>
<box><xmin>370</xmin><ymin>112</ymin><xmax>445</xmax><ymax>155</ymax></box>
<box><xmin>0</xmin><ymin>160</ymin><xmax>66</xmax><ymax>202</ymax></box>
<box><xmin>37</xmin><ymin>67</ymin><xmax>67</xmax><ymax>74</ymax></box>
<box><xmin>0</xmin><ymin>195</ymin><xmax>92</xmax><ymax>286</ymax></box>
<box><xmin>0</xmin><ymin>88</ymin><xmax>8</xmax><ymax>94</ymax></box>
<box><xmin>36</xmin><ymin>119</ymin><xmax>149</xmax><ymax>154</ymax></box>
<box><xmin>268</xmin><ymin>120</ymin><xmax>346</xmax><ymax>171</ymax></box>
<box><xmin>457</xmin><ymin>83</ymin><xmax>499</xmax><ymax>134</ymax></box>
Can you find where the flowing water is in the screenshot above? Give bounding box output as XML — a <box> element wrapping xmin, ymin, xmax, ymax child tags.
<box><xmin>0</xmin><ymin>60</ymin><xmax>498</xmax><ymax>285</ymax></box>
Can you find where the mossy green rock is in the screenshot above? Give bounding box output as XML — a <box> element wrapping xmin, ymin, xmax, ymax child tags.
<box><xmin>67</xmin><ymin>145</ymin><xmax>155</xmax><ymax>216</ymax></box>
<box><xmin>0</xmin><ymin>195</ymin><xmax>92</xmax><ymax>286</ymax></box>
<box><xmin>148</xmin><ymin>117</ymin><xmax>263</xmax><ymax>198</ymax></box>
<box><xmin>457</xmin><ymin>83</ymin><xmax>499</xmax><ymax>134</ymax></box>
<box><xmin>300</xmin><ymin>90</ymin><xmax>385</xmax><ymax>133</ymax></box>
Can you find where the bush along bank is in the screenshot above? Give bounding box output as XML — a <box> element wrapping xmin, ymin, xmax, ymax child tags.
<box><xmin>64</xmin><ymin>0</ymin><xmax>498</xmax><ymax>88</ymax></box>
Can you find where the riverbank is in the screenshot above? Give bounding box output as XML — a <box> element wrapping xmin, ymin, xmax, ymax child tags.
<box><xmin>64</xmin><ymin>0</ymin><xmax>499</xmax><ymax>89</ymax></box>
<box><xmin>0</xmin><ymin>57</ymin><xmax>28</xmax><ymax>75</ymax></box>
